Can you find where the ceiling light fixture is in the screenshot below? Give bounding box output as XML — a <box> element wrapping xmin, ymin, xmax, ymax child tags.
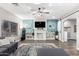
<box><xmin>32</xmin><ymin>7</ymin><xmax>50</xmax><ymax>16</ymax></box>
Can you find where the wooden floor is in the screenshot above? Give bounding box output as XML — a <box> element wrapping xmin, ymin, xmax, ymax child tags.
<box><xmin>18</xmin><ymin>39</ymin><xmax>79</xmax><ymax>56</ymax></box>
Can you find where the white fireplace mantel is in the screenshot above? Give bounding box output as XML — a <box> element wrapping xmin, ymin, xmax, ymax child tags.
<box><xmin>34</xmin><ymin>29</ymin><xmax>46</xmax><ymax>40</ymax></box>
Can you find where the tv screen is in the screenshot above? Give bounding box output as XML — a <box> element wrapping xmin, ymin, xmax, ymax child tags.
<box><xmin>35</xmin><ymin>21</ymin><xmax>45</xmax><ymax>28</ymax></box>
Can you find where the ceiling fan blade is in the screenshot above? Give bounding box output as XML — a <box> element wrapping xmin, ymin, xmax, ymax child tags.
<box><xmin>43</xmin><ymin>12</ymin><xmax>50</xmax><ymax>14</ymax></box>
<box><xmin>45</xmin><ymin>12</ymin><xmax>50</xmax><ymax>14</ymax></box>
<box><xmin>30</xmin><ymin>8</ymin><xmax>37</xmax><ymax>12</ymax></box>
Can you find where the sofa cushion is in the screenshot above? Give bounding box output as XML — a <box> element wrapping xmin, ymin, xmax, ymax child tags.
<box><xmin>0</xmin><ymin>42</ymin><xmax>18</xmax><ymax>48</ymax></box>
<box><xmin>0</xmin><ymin>39</ymin><xmax>10</xmax><ymax>46</ymax></box>
<box><xmin>0</xmin><ymin>53</ymin><xmax>9</xmax><ymax>56</ymax></box>
<box><xmin>5</xmin><ymin>37</ymin><xmax>14</xmax><ymax>43</ymax></box>
<box><xmin>0</xmin><ymin>42</ymin><xmax>18</xmax><ymax>56</ymax></box>
<box><xmin>0</xmin><ymin>48</ymin><xmax>8</xmax><ymax>53</ymax></box>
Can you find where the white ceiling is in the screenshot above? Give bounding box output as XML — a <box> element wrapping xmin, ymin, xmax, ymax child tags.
<box><xmin>0</xmin><ymin>3</ymin><xmax>79</xmax><ymax>20</ymax></box>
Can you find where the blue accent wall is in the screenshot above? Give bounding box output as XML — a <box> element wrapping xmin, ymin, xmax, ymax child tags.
<box><xmin>47</xmin><ymin>19</ymin><xmax>58</xmax><ymax>32</ymax></box>
<box><xmin>23</xmin><ymin>19</ymin><xmax>58</xmax><ymax>33</ymax></box>
<box><xmin>23</xmin><ymin>20</ymin><xmax>34</xmax><ymax>33</ymax></box>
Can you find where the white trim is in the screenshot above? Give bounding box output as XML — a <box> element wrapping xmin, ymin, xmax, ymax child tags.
<box><xmin>76</xmin><ymin>48</ymin><xmax>79</xmax><ymax>50</ymax></box>
<box><xmin>59</xmin><ymin>39</ymin><xmax>64</xmax><ymax>42</ymax></box>
<box><xmin>46</xmin><ymin>38</ymin><xmax>55</xmax><ymax>40</ymax></box>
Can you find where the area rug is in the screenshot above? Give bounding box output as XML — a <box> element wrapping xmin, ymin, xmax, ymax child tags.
<box><xmin>14</xmin><ymin>43</ymin><xmax>69</xmax><ymax>56</ymax></box>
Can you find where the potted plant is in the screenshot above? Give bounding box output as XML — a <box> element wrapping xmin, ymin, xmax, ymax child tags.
<box><xmin>21</xmin><ymin>28</ymin><xmax>26</xmax><ymax>41</ymax></box>
<box><xmin>55</xmin><ymin>31</ymin><xmax>59</xmax><ymax>40</ymax></box>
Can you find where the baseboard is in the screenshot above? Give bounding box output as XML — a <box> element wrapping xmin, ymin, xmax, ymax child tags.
<box><xmin>59</xmin><ymin>39</ymin><xmax>64</xmax><ymax>42</ymax></box>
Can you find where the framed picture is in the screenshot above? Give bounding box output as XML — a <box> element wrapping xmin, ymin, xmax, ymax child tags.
<box><xmin>74</xmin><ymin>25</ymin><xmax>76</xmax><ymax>32</ymax></box>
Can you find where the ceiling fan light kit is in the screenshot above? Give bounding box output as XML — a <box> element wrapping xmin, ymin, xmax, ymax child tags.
<box><xmin>32</xmin><ymin>7</ymin><xmax>50</xmax><ymax>16</ymax></box>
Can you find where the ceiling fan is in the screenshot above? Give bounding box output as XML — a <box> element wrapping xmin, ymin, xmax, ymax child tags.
<box><xmin>31</xmin><ymin>7</ymin><xmax>50</xmax><ymax>15</ymax></box>
<box><xmin>12</xmin><ymin>3</ymin><xmax>19</xmax><ymax>6</ymax></box>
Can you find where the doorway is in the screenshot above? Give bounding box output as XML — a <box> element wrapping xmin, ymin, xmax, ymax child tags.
<box><xmin>63</xmin><ymin>19</ymin><xmax>76</xmax><ymax>46</ymax></box>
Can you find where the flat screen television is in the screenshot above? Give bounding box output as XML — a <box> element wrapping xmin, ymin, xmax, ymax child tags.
<box><xmin>35</xmin><ymin>21</ymin><xmax>45</xmax><ymax>28</ymax></box>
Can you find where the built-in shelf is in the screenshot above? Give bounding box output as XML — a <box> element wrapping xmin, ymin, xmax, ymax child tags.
<box><xmin>26</xmin><ymin>33</ymin><xmax>34</xmax><ymax>40</ymax></box>
<box><xmin>46</xmin><ymin>32</ymin><xmax>55</xmax><ymax>40</ymax></box>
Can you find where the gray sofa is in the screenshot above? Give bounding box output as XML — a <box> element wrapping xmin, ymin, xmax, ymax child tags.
<box><xmin>0</xmin><ymin>42</ymin><xmax>18</xmax><ymax>56</ymax></box>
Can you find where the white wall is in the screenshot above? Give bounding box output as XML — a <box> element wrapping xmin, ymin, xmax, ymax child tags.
<box><xmin>58</xmin><ymin>20</ymin><xmax>62</xmax><ymax>41</ymax></box>
<box><xmin>61</xmin><ymin>10</ymin><xmax>79</xmax><ymax>50</ymax></box>
<box><xmin>68</xmin><ymin>20</ymin><xmax>76</xmax><ymax>40</ymax></box>
<box><xmin>77</xmin><ymin>15</ymin><xmax>79</xmax><ymax>50</ymax></box>
<box><xmin>0</xmin><ymin>21</ymin><xmax>2</xmax><ymax>37</ymax></box>
<box><xmin>0</xmin><ymin>7</ymin><xmax>22</xmax><ymax>39</ymax></box>
<box><xmin>61</xmin><ymin>14</ymin><xmax>77</xmax><ymax>42</ymax></box>
<box><xmin>63</xmin><ymin>20</ymin><xmax>76</xmax><ymax>40</ymax></box>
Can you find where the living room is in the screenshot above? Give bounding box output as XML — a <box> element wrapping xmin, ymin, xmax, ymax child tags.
<box><xmin>0</xmin><ymin>3</ymin><xmax>79</xmax><ymax>56</ymax></box>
